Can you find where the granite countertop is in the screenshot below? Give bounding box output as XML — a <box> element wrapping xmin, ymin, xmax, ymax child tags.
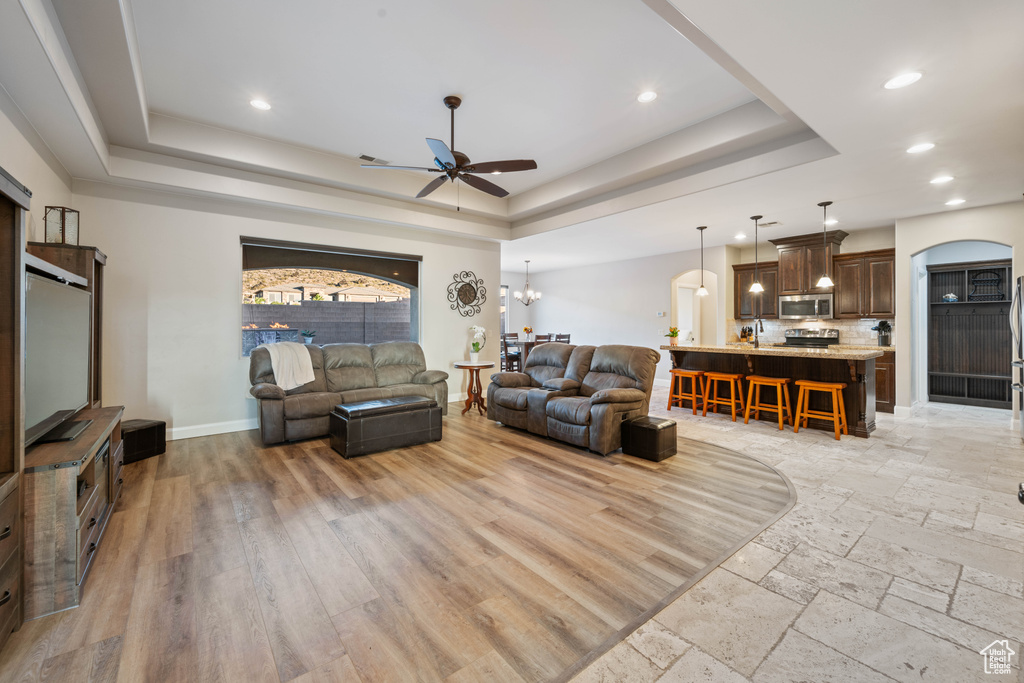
<box><xmin>661</xmin><ymin>344</ymin><xmax>884</xmax><ymax>360</ymax></box>
<box><xmin>725</xmin><ymin>342</ymin><xmax>896</xmax><ymax>352</ymax></box>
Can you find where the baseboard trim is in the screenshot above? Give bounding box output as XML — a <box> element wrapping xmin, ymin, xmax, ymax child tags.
<box><xmin>893</xmin><ymin>406</ymin><xmax>912</xmax><ymax>418</ymax></box>
<box><xmin>168</xmin><ymin>418</ymin><xmax>259</xmax><ymax>441</ymax></box>
<box><xmin>653</xmin><ymin>378</ymin><xmax>670</xmax><ymax>388</ymax></box>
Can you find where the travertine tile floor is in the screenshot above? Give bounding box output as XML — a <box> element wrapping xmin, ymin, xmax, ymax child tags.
<box><xmin>573</xmin><ymin>393</ymin><xmax>1024</xmax><ymax>683</ymax></box>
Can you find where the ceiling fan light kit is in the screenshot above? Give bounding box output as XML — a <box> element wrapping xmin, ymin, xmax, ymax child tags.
<box><xmin>361</xmin><ymin>95</ymin><xmax>537</xmax><ymax>199</ymax></box>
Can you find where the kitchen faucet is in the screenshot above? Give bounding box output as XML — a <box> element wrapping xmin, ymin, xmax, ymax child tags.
<box><xmin>753</xmin><ymin>317</ymin><xmax>764</xmax><ymax>349</ymax></box>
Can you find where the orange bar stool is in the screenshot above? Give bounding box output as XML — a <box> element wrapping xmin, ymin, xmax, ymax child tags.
<box><xmin>702</xmin><ymin>372</ymin><xmax>745</xmax><ymax>421</ymax></box>
<box><xmin>744</xmin><ymin>376</ymin><xmax>793</xmax><ymax>430</ymax></box>
<box><xmin>794</xmin><ymin>380</ymin><xmax>848</xmax><ymax>440</ymax></box>
<box><xmin>667</xmin><ymin>368</ymin><xmax>706</xmax><ymax>415</ymax></box>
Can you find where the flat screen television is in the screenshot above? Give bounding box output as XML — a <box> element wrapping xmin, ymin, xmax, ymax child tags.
<box><xmin>24</xmin><ymin>272</ymin><xmax>92</xmax><ymax>446</ymax></box>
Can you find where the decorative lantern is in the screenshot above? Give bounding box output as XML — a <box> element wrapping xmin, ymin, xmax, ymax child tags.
<box><xmin>45</xmin><ymin>206</ymin><xmax>79</xmax><ymax>245</ymax></box>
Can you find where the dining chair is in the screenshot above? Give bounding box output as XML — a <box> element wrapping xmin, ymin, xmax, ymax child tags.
<box><xmin>534</xmin><ymin>333</ymin><xmax>552</xmax><ymax>343</ymax></box>
<box><xmin>555</xmin><ymin>333</ymin><xmax>571</xmax><ymax>343</ymax></box>
<box><xmin>501</xmin><ymin>336</ymin><xmax>522</xmax><ymax>371</ymax></box>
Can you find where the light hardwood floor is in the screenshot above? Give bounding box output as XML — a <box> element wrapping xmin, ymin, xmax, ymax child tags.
<box><xmin>0</xmin><ymin>410</ymin><xmax>793</xmax><ymax>682</ymax></box>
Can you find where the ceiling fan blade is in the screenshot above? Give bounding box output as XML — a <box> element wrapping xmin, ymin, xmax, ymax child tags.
<box><xmin>458</xmin><ymin>172</ymin><xmax>509</xmax><ymax>198</ymax></box>
<box><xmin>416</xmin><ymin>174</ymin><xmax>450</xmax><ymax>198</ymax></box>
<box><xmin>464</xmin><ymin>159</ymin><xmax>538</xmax><ymax>174</ymax></box>
<box><xmin>426</xmin><ymin>138</ymin><xmax>457</xmax><ymax>169</ymax></box>
<box><xmin>361</xmin><ymin>164</ymin><xmax>441</xmax><ymax>172</ymax></box>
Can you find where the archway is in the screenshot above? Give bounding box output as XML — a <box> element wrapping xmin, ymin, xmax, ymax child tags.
<box><xmin>670</xmin><ymin>269</ymin><xmax>719</xmax><ymax>346</ymax></box>
<box><xmin>909</xmin><ymin>240</ymin><xmax>1013</xmax><ymax>406</ymax></box>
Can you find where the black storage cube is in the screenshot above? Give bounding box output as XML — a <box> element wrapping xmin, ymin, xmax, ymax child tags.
<box><xmin>122</xmin><ymin>419</ymin><xmax>167</xmax><ymax>463</ymax></box>
<box><xmin>330</xmin><ymin>396</ymin><xmax>442</xmax><ymax>458</ymax></box>
<box><xmin>621</xmin><ymin>416</ymin><xmax>677</xmax><ymax>461</ymax></box>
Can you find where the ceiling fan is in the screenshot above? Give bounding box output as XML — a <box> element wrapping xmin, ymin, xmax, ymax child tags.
<box><xmin>361</xmin><ymin>95</ymin><xmax>537</xmax><ymax>199</ymax></box>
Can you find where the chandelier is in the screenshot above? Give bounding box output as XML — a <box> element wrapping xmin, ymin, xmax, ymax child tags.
<box><xmin>514</xmin><ymin>260</ymin><xmax>541</xmax><ymax>306</ymax></box>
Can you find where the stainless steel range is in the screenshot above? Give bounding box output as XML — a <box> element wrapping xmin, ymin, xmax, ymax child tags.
<box><xmin>784</xmin><ymin>328</ymin><xmax>840</xmax><ymax>348</ymax></box>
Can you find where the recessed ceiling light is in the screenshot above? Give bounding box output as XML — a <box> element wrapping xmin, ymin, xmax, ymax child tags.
<box><xmin>637</xmin><ymin>91</ymin><xmax>657</xmax><ymax>103</ymax></box>
<box><xmin>930</xmin><ymin>175</ymin><xmax>954</xmax><ymax>184</ymax></box>
<box><xmin>907</xmin><ymin>142</ymin><xmax>934</xmax><ymax>154</ymax></box>
<box><xmin>824</xmin><ymin>218</ymin><xmax>839</xmax><ymax>226</ymax></box>
<box><xmin>734</xmin><ymin>233</ymin><xmax>746</xmax><ymax>240</ymax></box>
<box><xmin>884</xmin><ymin>72</ymin><xmax>922</xmax><ymax>89</ymax></box>
<box><xmin>249</xmin><ymin>99</ymin><xmax>271</xmax><ymax>111</ymax></box>
<box><xmin>945</xmin><ymin>198</ymin><xmax>966</xmax><ymax>206</ymax></box>
<box><xmin>491</xmin><ymin>171</ymin><xmax>502</xmax><ymax>175</ymax></box>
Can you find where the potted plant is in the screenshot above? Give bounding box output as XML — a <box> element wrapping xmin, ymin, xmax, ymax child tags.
<box><xmin>871</xmin><ymin>321</ymin><xmax>891</xmax><ymax>347</ymax></box>
<box><xmin>469</xmin><ymin>325</ymin><xmax>486</xmax><ymax>362</ymax></box>
<box><xmin>300</xmin><ymin>330</ymin><xmax>317</xmax><ymax>345</ymax></box>
<box><xmin>665</xmin><ymin>326</ymin><xmax>680</xmax><ymax>346</ymax></box>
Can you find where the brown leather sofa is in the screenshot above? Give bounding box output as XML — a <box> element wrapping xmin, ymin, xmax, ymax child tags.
<box><xmin>249</xmin><ymin>342</ymin><xmax>448</xmax><ymax>444</ymax></box>
<box><xmin>487</xmin><ymin>343</ymin><xmax>660</xmax><ymax>455</ymax></box>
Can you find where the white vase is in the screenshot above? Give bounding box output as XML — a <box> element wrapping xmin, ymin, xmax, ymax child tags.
<box><xmin>470</xmin><ymin>352</ymin><xmax>479</xmax><ymax>363</ymax></box>
<box><xmin>303</xmin><ymin>337</ymin><xmax>314</xmax><ymax>345</ymax></box>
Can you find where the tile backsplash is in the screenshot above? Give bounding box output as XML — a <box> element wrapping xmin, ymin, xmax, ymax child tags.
<box><xmin>727</xmin><ymin>318</ymin><xmax>890</xmax><ymax>346</ymax></box>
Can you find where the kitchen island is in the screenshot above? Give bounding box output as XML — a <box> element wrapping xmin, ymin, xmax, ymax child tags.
<box><xmin>661</xmin><ymin>344</ymin><xmax>884</xmax><ymax>437</ymax></box>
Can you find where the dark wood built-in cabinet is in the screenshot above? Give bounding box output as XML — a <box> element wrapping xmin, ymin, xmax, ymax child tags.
<box><xmin>927</xmin><ymin>259</ymin><xmax>1013</xmax><ymax>409</ymax></box>
<box><xmin>733</xmin><ymin>262</ymin><xmax>778</xmax><ymax>319</ymax></box>
<box><xmin>875</xmin><ymin>351</ymin><xmax>895</xmax><ymax>414</ymax></box>
<box><xmin>771</xmin><ymin>230</ymin><xmax>848</xmax><ymax>295</ymax></box>
<box><xmin>0</xmin><ymin>167</ymin><xmax>28</xmax><ymax>651</ymax></box>
<box><xmin>833</xmin><ymin>249</ymin><xmax>895</xmax><ymax>319</ymax></box>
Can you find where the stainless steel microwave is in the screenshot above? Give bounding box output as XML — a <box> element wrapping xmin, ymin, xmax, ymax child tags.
<box><xmin>779</xmin><ymin>293</ymin><xmax>833</xmax><ymax>320</ymax></box>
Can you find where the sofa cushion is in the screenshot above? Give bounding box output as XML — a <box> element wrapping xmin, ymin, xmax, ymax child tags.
<box><xmin>283</xmin><ymin>392</ymin><xmax>343</xmax><ymax>419</ymax></box>
<box><xmin>579</xmin><ymin>345</ymin><xmax>660</xmax><ymax>397</ymax></box>
<box><xmin>491</xmin><ymin>386</ymin><xmax>530</xmax><ymax>411</ymax></box>
<box><xmin>371</xmin><ymin>341</ymin><xmax>427</xmax><ymax>387</ymax></box>
<box><xmin>523</xmin><ymin>343</ymin><xmax>574</xmax><ymax>385</ymax></box>
<box><xmin>250</xmin><ymin>345</ymin><xmax>327</xmax><ymax>394</ymax></box>
<box><xmin>546</xmin><ymin>396</ymin><xmax>593</xmax><ymax>425</ymax></box>
<box><xmin>323</xmin><ymin>344</ymin><xmax>377</xmax><ymax>393</ymax></box>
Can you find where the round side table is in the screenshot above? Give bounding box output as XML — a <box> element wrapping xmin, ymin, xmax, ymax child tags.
<box><xmin>453</xmin><ymin>361</ymin><xmax>496</xmax><ymax>415</ymax></box>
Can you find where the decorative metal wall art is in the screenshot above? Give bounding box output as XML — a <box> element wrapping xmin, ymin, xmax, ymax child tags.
<box><xmin>447</xmin><ymin>271</ymin><xmax>486</xmax><ymax>317</ymax></box>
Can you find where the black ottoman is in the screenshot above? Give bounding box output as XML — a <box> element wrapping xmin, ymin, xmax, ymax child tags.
<box><xmin>621</xmin><ymin>416</ymin><xmax>677</xmax><ymax>461</ymax></box>
<box><xmin>122</xmin><ymin>419</ymin><xmax>167</xmax><ymax>464</ymax></box>
<box><xmin>329</xmin><ymin>396</ymin><xmax>442</xmax><ymax>458</ymax></box>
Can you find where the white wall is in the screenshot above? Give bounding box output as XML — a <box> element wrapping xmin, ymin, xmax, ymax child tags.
<box><xmin>896</xmin><ymin>201</ymin><xmax>1023</xmax><ymax>413</ymax></box>
<box><xmin>510</xmin><ymin>245</ymin><xmax>731</xmax><ymax>382</ymax></box>
<box><xmin>72</xmin><ymin>182</ymin><xmax>501</xmax><ymax>439</ymax></box>
<box><xmin>0</xmin><ymin>86</ymin><xmax>72</xmax><ymax>238</ymax></box>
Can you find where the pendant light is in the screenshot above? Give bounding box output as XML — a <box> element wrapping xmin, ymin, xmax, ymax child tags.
<box><xmin>815</xmin><ymin>201</ymin><xmax>835</xmax><ymax>288</ymax></box>
<box><xmin>513</xmin><ymin>260</ymin><xmax>541</xmax><ymax>306</ymax></box>
<box><xmin>696</xmin><ymin>226</ymin><xmax>709</xmax><ymax>296</ymax></box>
<box><xmin>749</xmin><ymin>215</ymin><xmax>764</xmax><ymax>293</ymax></box>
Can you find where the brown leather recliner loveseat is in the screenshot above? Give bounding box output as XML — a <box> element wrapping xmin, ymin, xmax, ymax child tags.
<box><xmin>487</xmin><ymin>342</ymin><xmax>661</xmax><ymax>455</ymax></box>
<box><xmin>249</xmin><ymin>342</ymin><xmax>448</xmax><ymax>444</ymax></box>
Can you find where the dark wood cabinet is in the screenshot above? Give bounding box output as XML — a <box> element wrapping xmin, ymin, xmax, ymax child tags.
<box><xmin>733</xmin><ymin>262</ymin><xmax>778</xmax><ymax>319</ymax></box>
<box><xmin>771</xmin><ymin>231</ymin><xmax>847</xmax><ymax>295</ymax></box>
<box><xmin>865</xmin><ymin>254</ymin><xmax>896</xmax><ymax>317</ymax></box>
<box><xmin>833</xmin><ymin>249</ymin><xmax>895</xmax><ymax>319</ymax></box>
<box><xmin>926</xmin><ymin>259</ymin><xmax>1013</xmax><ymax>409</ymax></box>
<box><xmin>0</xmin><ymin>168</ymin><xmax>28</xmax><ymax>652</ymax></box>
<box><xmin>26</xmin><ymin>243</ymin><xmax>106</xmax><ymax>407</ymax></box>
<box><xmin>875</xmin><ymin>351</ymin><xmax>895</xmax><ymax>414</ymax></box>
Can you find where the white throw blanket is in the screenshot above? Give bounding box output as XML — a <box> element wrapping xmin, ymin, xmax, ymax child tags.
<box><xmin>261</xmin><ymin>342</ymin><xmax>315</xmax><ymax>391</ymax></box>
